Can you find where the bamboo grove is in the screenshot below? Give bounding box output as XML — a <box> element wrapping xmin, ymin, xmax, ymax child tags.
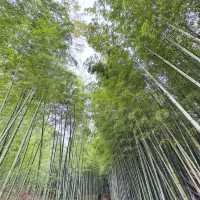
<box><xmin>0</xmin><ymin>0</ymin><xmax>200</xmax><ymax>200</ymax></box>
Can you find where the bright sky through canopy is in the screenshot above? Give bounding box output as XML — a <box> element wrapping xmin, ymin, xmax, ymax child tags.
<box><xmin>69</xmin><ymin>0</ymin><xmax>97</xmax><ymax>85</ymax></box>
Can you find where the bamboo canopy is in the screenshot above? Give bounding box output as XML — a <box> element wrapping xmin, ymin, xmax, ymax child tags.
<box><xmin>0</xmin><ymin>0</ymin><xmax>200</xmax><ymax>199</ymax></box>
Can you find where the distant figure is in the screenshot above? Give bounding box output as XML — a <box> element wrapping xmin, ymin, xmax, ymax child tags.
<box><xmin>98</xmin><ymin>192</ymin><xmax>111</xmax><ymax>200</ymax></box>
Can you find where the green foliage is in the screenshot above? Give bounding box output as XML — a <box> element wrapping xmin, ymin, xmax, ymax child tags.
<box><xmin>0</xmin><ymin>0</ymin><xmax>200</xmax><ymax>196</ymax></box>
<box><xmin>0</xmin><ymin>0</ymin><xmax>87</xmax><ymax>191</ymax></box>
<box><xmin>83</xmin><ymin>134</ymin><xmax>112</xmax><ymax>175</ymax></box>
<box><xmin>0</xmin><ymin>0</ymin><xmax>78</xmax><ymax>102</ymax></box>
<box><xmin>85</xmin><ymin>0</ymin><xmax>200</xmax><ymax>175</ymax></box>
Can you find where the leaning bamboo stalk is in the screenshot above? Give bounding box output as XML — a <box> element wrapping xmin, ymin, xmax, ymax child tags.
<box><xmin>4</xmin><ymin>142</ymin><xmax>37</xmax><ymax>200</ymax></box>
<box><xmin>135</xmin><ymin>127</ymin><xmax>160</xmax><ymax>198</ymax></box>
<box><xmin>125</xmin><ymin>156</ymin><xmax>141</xmax><ymax>199</ymax></box>
<box><xmin>116</xmin><ymin>158</ymin><xmax>129</xmax><ymax>200</ymax></box>
<box><xmin>168</xmin><ymin>23</ymin><xmax>200</xmax><ymax>44</ymax></box>
<box><xmin>168</xmin><ymin>38</ymin><xmax>200</xmax><ymax>64</ymax></box>
<box><xmin>135</xmin><ymin>158</ymin><xmax>148</xmax><ymax>200</ymax></box>
<box><xmin>0</xmin><ymin>98</ymin><xmax>42</xmax><ymax>199</ymax></box>
<box><xmin>0</xmin><ymin>97</ymin><xmax>31</xmax><ymax>166</ymax></box>
<box><xmin>137</xmin><ymin>112</ymin><xmax>181</xmax><ymax>198</ymax></box>
<box><xmin>0</xmin><ymin>81</ymin><xmax>13</xmax><ymax>115</ymax></box>
<box><xmin>16</xmin><ymin>142</ymin><xmax>41</xmax><ymax>200</ymax></box>
<box><xmin>37</xmin><ymin>103</ymin><xmax>46</xmax><ymax>177</ymax></box>
<box><xmin>143</xmin><ymin>148</ymin><xmax>161</xmax><ymax>199</ymax></box>
<box><xmin>171</xmin><ymin>144</ymin><xmax>200</xmax><ymax>194</ymax></box>
<box><xmin>173</xmin><ymin>120</ymin><xmax>199</xmax><ymax>167</ymax></box>
<box><xmin>42</xmin><ymin>109</ymin><xmax>59</xmax><ymax>200</ymax></box>
<box><xmin>147</xmin><ymin>138</ymin><xmax>178</xmax><ymax>199</ymax></box>
<box><xmin>163</xmin><ymin>123</ymin><xmax>200</xmax><ymax>176</ymax></box>
<box><xmin>135</xmin><ymin>103</ymin><xmax>180</xmax><ymax>199</ymax></box>
<box><xmin>137</xmin><ymin>141</ymin><xmax>154</xmax><ymax>200</ymax></box>
<box><xmin>147</xmin><ymin>48</ymin><xmax>200</xmax><ymax>88</ymax></box>
<box><xmin>143</xmin><ymin>67</ymin><xmax>200</xmax><ymax>133</ymax></box>
<box><xmin>161</xmin><ymin>125</ymin><xmax>200</xmax><ymax>194</ymax></box>
<box><xmin>8</xmin><ymin>161</ymin><xmax>32</xmax><ymax>199</ymax></box>
<box><xmin>0</xmin><ymin>90</ymin><xmax>33</xmax><ymax>144</ymax></box>
<box><xmin>180</xmin><ymin>121</ymin><xmax>200</xmax><ymax>153</ymax></box>
<box><xmin>142</xmin><ymin>140</ymin><xmax>166</xmax><ymax>199</ymax></box>
<box><xmin>151</xmin><ymin>134</ymin><xmax>188</xmax><ymax>199</ymax></box>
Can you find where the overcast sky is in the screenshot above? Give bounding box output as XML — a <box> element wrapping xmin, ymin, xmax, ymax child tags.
<box><xmin>69</xmin><ymin>0</ymin><xmax>97</xmax><ymax>85</ymax></box>
<box><xmin>78</xmin><ymin>0</ymin><xmax>95</xmax><ymax>9</ymax></box>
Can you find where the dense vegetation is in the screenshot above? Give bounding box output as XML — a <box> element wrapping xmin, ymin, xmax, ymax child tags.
<box><xmin>84</xmin><ymin>0</ymin><xmax>200</xmax><ymax>199</ymax></box>
<box><xmin>0</xmin><ymin>1</ymin><xmax>86</xmax><ymax>199</ymax></box>
<box><xmin>0</xmin><ymin>0</ymin><xmax>199</xmax><ymax>199</ymax></box>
